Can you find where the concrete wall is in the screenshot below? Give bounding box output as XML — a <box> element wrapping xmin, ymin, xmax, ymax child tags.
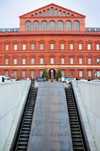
<box><xmin>0</xmin><ymin>81</ymin><xmax>31</xmax><ymax>151</ymax></box>
<box><xmin>77</xmin><ymin>81</ymin><xmax>100</xmax><ymax>151</ymax></box>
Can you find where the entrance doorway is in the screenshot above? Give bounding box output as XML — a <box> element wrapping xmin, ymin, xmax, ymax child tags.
<box><xmin>49</xmin><ymin>69</ymin><xmax>55</xmax><ymax>79</ymax></box>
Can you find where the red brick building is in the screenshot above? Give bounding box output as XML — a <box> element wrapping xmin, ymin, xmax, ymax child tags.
<box><xmin>0</xmin><ymin>3</ymin><xmax>100</xmax><ymax>79</ymax></box>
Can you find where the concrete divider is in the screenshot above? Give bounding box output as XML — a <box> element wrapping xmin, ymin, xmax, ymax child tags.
<box><xmin>72</xmin><ymin>81</ymin><xmax>99</xmax><ymax>151</ymax></box>
<box><xmin>0</xmin><ymin>81</ymin><xmax>31</xmax><ymax>151</ymax></box>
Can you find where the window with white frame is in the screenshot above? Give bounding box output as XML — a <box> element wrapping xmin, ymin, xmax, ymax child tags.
<box><xmin>40</xmin><ymin>58</ymin><xmax>43</xmax><ymax>64</ymax></box>
<box><xmin>14</xmin><ymin>44</ymin><xmax>17</xmax><ymax>50</ymax></box>
<box><xmin>70</xmin><ymin>71</ymin><xmax>74</xmax><ymax>77</ymax></box>
<box><xmin>61</xmin><ymin>58</ymin><xmax>64</xmax><ymax>64</ymax></box>
<box><xmin>14</xmin><ymin>58</ymin><xmax>17</xmax><ymax>64</ymax></box>
<box><xmin>51</xmin><ymin>58</ymin><xmax>54</xmax><ymax>64</ymax></box>
<box><xmin>51</xmin><ymin>44</ymin><xmax>54</xmax><ymax>49</ymax></box>
<box><xmin>23</xmin><ymin>44</ymin><xmax>26</xmax><ymax>50</ymax></box>
<box><xmin>96</xmin><ymin>44</ymin><xmax>99</xmax><ymax>50</ymax></box>
<box><xmin>31</xmin><ymin>58</ymin><xmax>34</xmax><ymax>64</ymax></box>
<box><xmin>40</xmin><ymin>71</ymin><xmax>43</xmax><ymax>77</ymax></box>
<box><xmin>61</xmin><ymin>44</ymin><xmax>64</xmax><ymax>49</ymax></box>
<box><xmin>79</xmin><ymin>71</ymin><xmax>83</xmax><ymax>77</ymax></box>
<box><xmin>79</xmin><ymin>58</ymin><xmax>82</xmax><ymax>64</ymax></box>
<box><xmin>97</xmin><ymin>71</ymin><xmax>100</xmax><ymax>77</ymax></box>
<box><xmin>5</xmin><ymin>59</ymin><xmax>8</xmax><ymax>64</ymax></box>
<box><xmin>88</xmin><ymin>71</ymin><xmax>91</xmax><ymax>77</ymax></box>
<box><xmin>5</xmin><ymin>71</ymin><xmax>8</xmax><ymax>76</ymax></box>
<box><xmin>70</xmin><ymin>58</ymin><xmax>73</xmax><ymax>64</ymax></box>
<box><xmin>22</xmin><ymin>71</ymin><xmax>25</xmax><ymax>77</ymax></box>
<box><xmin>88</xmin><ymin>58</ymin><xmax>91</xmax><ymax>64</ymax></box>
<box><xmin>14</xmin><ymin>71</ymin><xmax>17</xmax><ymax>77</ymax></box>
<box><xmin>23</xmin><ymin>58</ymin><xmax>26</xmax><ymax>64</ymax></box>
<box><xmin>40</xmin><ymin>44</ymin><xmax>43</xmax><ymax>50</ymax></box>
<box><xmin>31</xmin><ymin>44</ymin><xmax>34</xmax><ymax>50</ymax></box>
<box><xmin>97</xmin><ymin>58</ymin><xmax>100</xmax><ymax>64</ymax></box>
<box><xmin>6</xmin><ymin>44</ymin><xmax>9</xmax><ymax>50</ymax></box>
<box><xmin>79</xmin><ymin>44</ymin><xmax>82</xmax><ymax>50</ymax></box>
<box><xmin>31</xmin><ymin>71</ymin><xmax>34</xmax><ymax>77</ymax></box>
<box><xmin>88</xmin><ymin>44</ymin><xmax>91</xmax><ymax>50</ymax></box>
<box><xmin>70</xmin><ymin>44</ymin><xmax>73</xmax><ymax>50</ymax></box>
<box><xmin>61</xmin><ymin>71</ymin><xmax>64</xmax><ymax>76</ymax></box>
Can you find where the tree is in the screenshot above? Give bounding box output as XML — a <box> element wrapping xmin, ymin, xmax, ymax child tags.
<box><xmin>56</xmin><ymin>70</ymin><xmax>62</xmax><ymax>81</ymax></box>
<box><xmin>42</xmin><ymin>70</ymin><xmax>48</xmax><ymax>81</ymax></box>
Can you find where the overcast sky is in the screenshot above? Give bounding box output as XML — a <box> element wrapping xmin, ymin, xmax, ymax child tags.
<box><xmin>0</xmin><ymin>0</ymin><xmax>100</xmax><ymax>28</ymax></box>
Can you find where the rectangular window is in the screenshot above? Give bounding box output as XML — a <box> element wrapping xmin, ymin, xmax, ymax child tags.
<box><xmin>70</xmin><ymin>44</ymin><xmax>73</xmax><ymax>50</ymax></box>
<box><xmin>40</xmin><ymin>71</ymin><xmax>43</xmax><ymax>77</ymax></box>
<box><xmin>14</xmin><ymin>44</ymin><xmax>17</xmax><ymax>50</ymax></box>
<box><xmin>31</xmin><ymin>71</ymin><xmax>34</xmax><ymax>78</ymax></box>
<box><xmin>61</xmin><ymin>58</ymin><xmax>64</xmax><ymax>64</ymax></box>
<box><xmin>70</xmin><ymin>71</ymin><xmax>74</xmax><ymax>77</ymax></box>
<box><xmin>23</xmin><ymin>58</ymin><xmax>26</xmax><ymax>64</ymax></box>
<box><xmin>51</xmin><ymin>58</ymin><xmax>54</xmax><ymax>64</ymax></box>
<box><xmin>31</xmin><ymin>44</ymin><xmax>34</xmax><ymax>50</ymax></box>
<box><xmin>96</xmin><ymin>44</ymin><xmax>99</xmax><ymax>50</ymax></box>
<box><xmin>23</xmin><ymin>44</ymin><xmax>26</xmax><ymax>50</ymax></box>
<box><xmin>22</xmin><ymin>71</ymin><xmax>25</xmax><ymax>77</ymax></box>
<box><xmin>31</xmin><ymin>58</ymin><xmax>34</xmax><ymax>64</ymax></box>
<box><xmin>14</xmin><ymin>71</ymin><xmax>17</xmax><ymax>77</ymax></box>
<box><xmin>79</xmin><ymin>44</ymin><xmax>82</xmax><ymax>50</ymax></box>
<box><xmin>79</xmin><ymin>71</ymin><xmax>83</xmax><ymax>77</ymax></box>
<box><xmin>51</xmin><ymin>44</ymin><xmax>54</xmax><ymax>49</ymax></box>
<box><xmin>40</xmin><ymin>58</ymin><xmax>43</xmax><ymax>64</ymax></box>
<box><xmin>40</xmin><ymin>44</ymin><xmax>43</xmax><ymax>50</ymax></box>
<box><xmin>97</xmin><ymin>58</ymin><xmax>100</xmax><ymax>64</ymax></box>
<box><xmin>61</xmin><ymin>71</ymin><xmax>64</xmax><ymax>76</ymax></box>
<box><xmin>88</xmin><ymin>71</ymin><xmax>91</xmax><ymax>77</ymax></box>
<box><xmin>79</xmin><ymin>58</ymin><xmax>82</xmax><ymax>64</ymax></box>
<box><xmin>5</xmin><ymin>71</ymin><xmax>8</xmax><ymax>76</ymax></box>
<box><xmin>14</xmin><ymin>58</ymin><xmax>17</xmax><ymax>64</ymax></box>
<box><xmin>61</xmin><ymin>44</ymin><xmax>64</xmax><ymax>49</ymax></box>
<box><xmin>5</xmin><ymin>59</ymin><xmax>8</xmax><ymax>64</ymax></box>
<box><xmin>88</xmin><ymin>58</ymin><xmax>91</xmax><ymax>64</ymax></box>
<box><xmin>97</xmin><ymin>71</ymin><xmax>100</xmax><ymax>77</ymax></box>
<box><xmin>88</xmin><ymin>44</ymin><xmax>91</xmax><ymax>50</ymax></box>
<box><xmin>47</xmin><ymin>9</ymin><xmax>49</xmax><ymax>16</ymax></box>
<box><xmin>6</xmin><ymin>44</ymin><xmax>9</xmax><ymax>50</ymax></box>
<box><xmin>70</xmin><ymin>58</ymin><xmax>73</xmax><ymax>64</ymax></box>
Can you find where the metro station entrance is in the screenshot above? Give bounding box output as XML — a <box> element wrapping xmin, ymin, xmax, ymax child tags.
<box><xmin>49</xmin><ymin>69</ymin><xmax>55</xmax><ymax>79</ymax></box>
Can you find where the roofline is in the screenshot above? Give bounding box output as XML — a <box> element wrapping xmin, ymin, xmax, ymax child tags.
<box><xmin>0</xmin><ymin>32</ymin><xmax>100</xmax><ymax>36</ymax></box>
<box><xmin>19</xmin><ymin>3</ymin><xmax>86</xmax><ymax>18</ymax></box>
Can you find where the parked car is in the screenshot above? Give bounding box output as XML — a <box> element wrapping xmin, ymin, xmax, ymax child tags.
<box><xmin>80</xmin><ymin>79</ymin><xmax>88</xmax><ymax>81</ymax></box>
<box><xmin>22</xmin><ymin>78</ymin><xmax>31</xmax><ymax>81</ymax></box>
<box><xmin>4</xmin><ymin>77</ymin><xmax>12</xmax><ymax>82</ymax></box>
<box><xmin>90</xmin><ymin>79</ymin><xmax>100</xmax><ymax>82</ymax></box>
<box><xmin>35</xmin><ymin>78</ymin><xmax>44</xmax><ymax>82</ymax></box>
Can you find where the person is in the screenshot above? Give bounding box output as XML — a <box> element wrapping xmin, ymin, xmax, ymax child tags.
<box><xmin>76</xmin><ymin>77</ymin><xmax>78</xmax><ymax>80</ymax></box>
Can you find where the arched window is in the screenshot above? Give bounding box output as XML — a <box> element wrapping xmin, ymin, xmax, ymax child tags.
<box><xmin>58</xmin><ymin>21</ymin><xmax>63</xmax><ymax>31</ymax></box>
<box><xmin>74</xmin><ymin>21</ymin><xmax>79</xmax><ymax>31</ymax></box>
<box><xmin>66</xmin><ymin>21</ymin><xmax>71</xmax><ymax>31</ymax></box>
<box><xmin>51</xmin><ymin>7</ymin><xmax>54</xmax><ymax>16</ymax></box>
<box><xmin>34</xmin><ymin>21</ymin><xmax>39</xmax><ymax>31</ymax></box>
<box><xmin>42</xmin><ymin>21</ymin><xmax>47</xmax><ymax>31</ymax></box>
<box><xmin>43</xmin><ymin>10</ymin><xmax>45</xmax><ymax>16</ymax></box>
<box><xmin>63</xmin><ymin>12</ymin><xmax>65</xmax><ymax>16</ymax></box>
<box><xmin>47</xmin><ymin>9</ymin><xmax>49</xmax><ymax>16</ymax></box>
<box><xmin>59</xmin><ymin>10</ymin><xmax>62</xmax><ymax>16</ymax></box>
<box><xmin>26</xmin><ymin>21</ymin><xmax>31</xmax><ymax>31</ymax></box>
<box><xmin>50</xmin><ymin>21</ymin><xmax>55</xmax><ymax>31</ymax></box>
<box><xmin>55</xmin><ymin>9</ymin><xmax>57</xmax><ymax>16</ymax></box>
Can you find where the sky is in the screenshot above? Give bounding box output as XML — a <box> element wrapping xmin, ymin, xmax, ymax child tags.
<box><xmin>0</xmin><ymin>0</ymin><xmax>100</xmax><ymax>28</ymax></box>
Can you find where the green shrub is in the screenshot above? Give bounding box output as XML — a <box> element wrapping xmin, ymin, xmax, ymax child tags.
<box><xmin>42</xmin><ymin>70</ymin><xmax>48</xmax><ymax>81</ymax></box>
<box><xmin>56</xmin><ymin>70</ymin><xmax>62</xmax><ymax>81</ymax></box>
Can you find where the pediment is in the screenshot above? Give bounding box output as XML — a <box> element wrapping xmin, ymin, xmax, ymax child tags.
<box><xmin>4</xmin><ymin>55</ymin><xmax>10</xmax><ymax>58</ymax></box>
<box><xmin>12</xmin><ymin>54</ymin><xmax>19</xmax><ymax>58</ymax></box>
<box><xmin>29</xmin><ymin>54</ymin><xmax>36</xmax><ymax>58</ymax></box>
<box><xmin>21</xmin><ymin>40</ymin><xmax>28</xmax><ymax>44</ymax></box>
<box><xmin>59</xmin><ymin>39</ymin><xmax>66</xmax><ymax>44</ymax></box>
<box><xmin>68</xmin><ymin>54</ymin><xmax>75</xmax><ymax>57</ymax></box>
<box><xmin>38</xmin><ymin>40</ymin><xmax>45</xmax><ymax>44</ymax></box>
<box><xmin>12</xmin><ymin>40</ymin><xmax>19</xmax><ymax>44</ymax></box>
<box><xmin>38</xmin><ymin>54</ymin><xmax>45</xmax><ymax>57</ymax></box>
<box><xmin>20</xmin><ymin>55</ymin><xmax>27</xmax><ymax>58</ymax></box>
<box><xmin>0</xmin><ymin>41</ymin><xmax>2</xmax><ymax>44</ymax></box>
<box><xmin>68</xmin><ymin>40</ymin><xmax>75</xmax><ymax>44</ymax></box>
<box><xmin>77</xmin><ymin>40</ymin><xmax>84</xmax><ymax>44</ymax></box>
<box><xmin>4</xmin><ymin>40</ymin><xmax>10</xmax><ymax>44</ymax></box>
<box><xmin>29</xmin><ymin>40</ymin><xmax>36</xmax><ymax>44</ymax></box>
<box><xmin>86</xmin><ymin>54</ymin><xmax>93</xmax><ymax>58</ymax></box>
<box><xmin>49</xmin><ymin>54</ymin><xmax>56</xmax><ymax>57</ymax></box>
<box><xmin>86</xmin><ymin>40</ymin><xmax>92</xmax><ymax>44</ymax></box>
<box><xmin>59</xmin><ymin>54</ymin><xmax>66</xmax><ymax>58</ymax></box>
<box><xmin>77</xmin><ymin>54</ymin><xmax>84</xmax><ymax>58</ymax></box>
<box><xmin>49</xmin><ymin>39</ymin><xmax>56</xmax><ymax>44</ymax></box>
<box><xmin>95</xmin><ymin>55</ymin><xmax>100</xmax><ymax>57</ymax></box>
<box><xmin>19</xmin><ymin>3</ymin><xmax>85</xmax><ymax>18</ymax></box>
<box><xmin>95</xmin><ymin>40</ymin><xmax>100</xmax><ymax>44</ymax></box>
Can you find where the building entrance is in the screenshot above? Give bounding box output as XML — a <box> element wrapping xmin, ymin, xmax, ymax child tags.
<box><xmin>49</xmin><ymin>69</ymin><xmax>55</xmax><ymax>79</ymax></box>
